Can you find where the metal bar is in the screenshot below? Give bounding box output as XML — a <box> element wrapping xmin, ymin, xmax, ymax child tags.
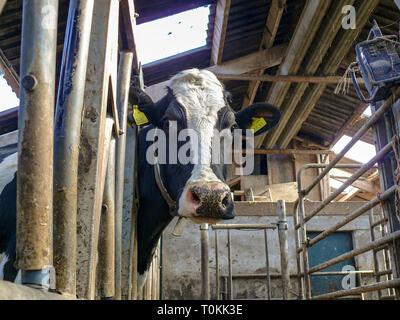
<box><xmin>98</xmin><ymin>137</ymin><xmax>116</xmax><ymax>299</ymax></box>
<box><xmin>371</xmin><ymin>217</ymin><xmax>388</xmax><ymax>228</ymax></box>
<box><xmin>312</xmin><ymin>279</ymin><xmax>400</xmax><ymax>300</ymax></box>
<box><xmin>303</xmin><ymin>88</ymin><xmax>400</xmax><ymax>196</ymax></box>
<box><xmin>309</xmin><ymin>230</ymin><xmax>400</xmax><ymax>274</ymax></box>
<box><xmin>115</xmin><ymin>51</ymin><xmax>133</xmax><ymax>300</ymax></box>
<box><xmin>211</xmin><ymin>224</ymin><xmax>276</xmax><ymax>230</ymax></box>
<box><xmin>297</xmin><ymin>143</ymin><xmax>393</xmax><ymax>228</ymax></box>
<box><xmin>53</xmin><ymin>0</ymin><xmax>94</xmax><ymax>296</ymax></box>
<box><xmin>16</xmin><ymin>0</ymin><xmax>58</xmax><ymax>288</ymax></box>
<box><xmin>292</xmin><ymin>200</ymin><xmax>304</xmax><ymax>299</ymax></box>
<box><xmin>0</xmin><ymin>280</ymin><xmax>75</xmax><ymax>300</ymax></box>
<box><xmin>201</xmin><ymin>223</ymin><xmax>210</xmax><ymax>300</ymax></box>
<box><xmin>215</xmin><ymin>230</ymin><xmax>220</xmax><ymax>300</ymax></box>
<box><xmin>304</xmin><ymin>185</ymin><xmax>396</xmax><ymax>249</ymax></box>
<box><xmin>369</xmin><ymin>210</ymin><xmax>382</xmax><ymax>299</ymax></box>
<box><xmin>227</xmin><ymin>229</ymin><xmax>233</xmax><ymax>300</ymax></box>
<box><xmin>278</xmin><ymin>200</ymin><xmax>291</xmax><ymax>300</ymax></box>
<box><xmin>264</xmin><ymin>229</ymin><xmax>271</xmax><ymax>300</ymax></box>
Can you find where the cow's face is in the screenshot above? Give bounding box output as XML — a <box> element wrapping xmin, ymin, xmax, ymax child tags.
<box><xmin>136</xmin><ymin>69</ymin><xmax>280</xmax><ymax>224</ymax></box>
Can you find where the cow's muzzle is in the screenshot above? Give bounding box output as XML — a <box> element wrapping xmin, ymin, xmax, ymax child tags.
<box><xmin>184</xmin><ymin>183</ymin><xmax>235</xmax><ymax>220</ymax></box>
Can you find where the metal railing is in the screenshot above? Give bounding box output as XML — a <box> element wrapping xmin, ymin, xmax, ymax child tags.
<box><xmin>294</xmin><ymin>88</ymin><xmax>400</xmax><ymax>300</ymax></box>
<box><xmin>200</xmin><ymin>200</ymin><xmax>291</xmax><ymax>300</ymax></box>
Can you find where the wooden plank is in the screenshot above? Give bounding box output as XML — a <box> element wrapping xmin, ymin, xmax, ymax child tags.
<box><xmin>242</xmin><ymin>0</ymin><xmax>286</xmax><ymax>108</ymax></box>
<box><xmin>275</xmin><ymin>0</ymin><xmax>380</xmax><ymax>148</ymax></box>
<box><xmin>119</xmin><ymin>0</ymin><xmax>140</xmax><ymax>70</ymax></box>
<box><xmin>0</xmin><ymin>0</ymin><xmax>6</xmax><ymax>15</ymax></box>
<box><xmin>210</xmin><ymin>0</ymin><xmax>231</xmax><ymax>66</ymax></box>
<box><xmin>216</xmin><ymin>73</ymin><xmax>344</xmax><ymax>83</ymax></box>
<box><xmin>0</xmin><ymin>48</ymin><xmax>19</xmax><ymax>96</ymax></box>
<box><xmin>234</xmin><ymin>201</ymin><xmax>373</xmax><ymax>216</ymax></box>
<box><xmin>145</xmin><ymin>43</ymin><xmax>287</xmax><ymax>101</ymax></box>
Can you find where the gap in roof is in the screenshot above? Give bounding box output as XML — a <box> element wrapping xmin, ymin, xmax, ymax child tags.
<box><xmin>332</xmin><ymin>135</ymin><xmax>376</xmax><ymax>164</ymax></box>
<box><xmin>136</xmin><ymin>5</ymin><xmax>211</xmax><ymax>65</ymax></box>
<box><xmin>0</xmin><ymin>73</ymin><xmax>19</xmax><ymax>112</ymax></box>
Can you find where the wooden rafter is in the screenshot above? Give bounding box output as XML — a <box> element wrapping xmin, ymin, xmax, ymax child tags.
<box><xmin>145</xmin><ymin>43</ymin><xmax>287</xmax><ymax>101</ymax></box>
<box><xmin>0</xmin><ymin>48</ymin><xmax>19</xmax><ymax>96</ymax></box>
<box><xmin>0</xmin><ymin>0</ymin><xmax>6</xmax><ymax>16</ymax></box>
<box><xmin>241</xmin><ymin>0</ymin><xmax>286</xmax><ymax>108</ymax></box>
<box><xmin>210</xmin><ymin>0</ymin><xmax>231</xmax><ymax>66</ymax></box>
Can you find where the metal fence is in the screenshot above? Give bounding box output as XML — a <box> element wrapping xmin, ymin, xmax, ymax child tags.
<box><xmin>294</xmin><ymin>88</ymin><xmax>400</xmax><ymax>300</ymax></box>
<box><xmin>200</xmin><ymin>200</ymin><xmax>291</xmax><ymax>300</ymax></box>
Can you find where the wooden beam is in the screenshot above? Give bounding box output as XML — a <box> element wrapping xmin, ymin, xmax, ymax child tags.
<box><xmin>332</xmin><ymin>176</ymin><xmax>379</xmax><ymax>194</ymax></box>
<box><xmin>119</xmin><ymin>0</ymin><xmax>140</xmax><ymax>70</ymax></box>
<box><xmin>210</xmin><ymin>0</ymin><xmax>231</xmax><ymax>66</ymax></box>
<box><xmin>337</xmin><ymin>188</ymin><xmax>360</xmax><ymax>202</ymax></box>
<box><xmin>0</xmin><ymin>48</ymin><xmax>19</xmax><ymax>96</ymax></box>
<box><xmin>263</xmin><ymin>0</ymin><xmax>355</xmax><ymax>149</ymax></box>
<box><xmin>253</xmin><ymin>0</ymin><xmax>332</xmax><ymax>149</ymax></box>
<box><xmin>241</xmin><ymin>0</ymin><xmax>286</xmax><ymax>108</ymax></box>
<box><xmin>216</xmin><ymin>73</ymin><xmax>345</xmax><ymax>83</ymax></box>
<box><xmin>275</xmin><ymin>0</ymin><xmax>380</xmax><ymax>149</ymax></box>
<box><xmin>145</xmin><ymin>43</ymin><xmax>287</xmax><ymax>101</ymax></box>
<box><xmin>0</xmin><ymin>0</ymin><xmax>6</xmax><ymax>15</ymax></box>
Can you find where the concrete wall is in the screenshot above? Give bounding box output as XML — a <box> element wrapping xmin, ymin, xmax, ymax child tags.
<box><xmin>161</xmin><ymin>207</ymin><xmax>383</xmax><ymax>300</ymax></box>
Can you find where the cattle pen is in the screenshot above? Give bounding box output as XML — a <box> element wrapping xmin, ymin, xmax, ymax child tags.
<box><xmin>0</xmin><ymin>0</ymin><xmax>400</xmax><ymax>302</ymax></box>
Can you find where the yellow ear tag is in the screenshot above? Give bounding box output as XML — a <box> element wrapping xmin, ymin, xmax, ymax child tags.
<box><xmin>133</xmin><ymin>104</ymin><xmax>149</xmax><ymax>126</ymax></box>
<box><xmin>250</xmin><ymin>117</ymin><xmax>267</xmax><ymax>133</ymax></box>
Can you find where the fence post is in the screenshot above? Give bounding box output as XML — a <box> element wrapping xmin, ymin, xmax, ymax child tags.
<box><xmin>278</xmin><ymin>200</ymin><xmax>291</xmax><ymax>300</ymax></box>
<box><xmin>201</xmin><ymin>223</ymin><xmax>210</xmax><ymax>300</ymax></box>
<box><xmin>16</xmin><ymin>0</ymin><xmax>58</xmax><ymax>289</ymax></box>
<box><xmin>53</xmin><ymin>0</ymin><xmax>94</xmax><ymax>296</ymax></box>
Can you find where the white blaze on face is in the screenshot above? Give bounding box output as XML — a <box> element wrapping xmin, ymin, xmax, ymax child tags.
<box><xmin>169</xmin><ymin>69</ymin><xmax>230</xmax><ymax>217</ymax></box>
<box><xmin>169</xmin><ymin>69</ymin><xmax>226</xmax><ymax>183</ymax></box>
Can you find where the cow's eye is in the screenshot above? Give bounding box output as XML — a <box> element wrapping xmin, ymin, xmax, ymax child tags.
<box><xmin>230</xmin><ymin>123</ymin><xmax>239</xmax><ymax>132</ymax></box>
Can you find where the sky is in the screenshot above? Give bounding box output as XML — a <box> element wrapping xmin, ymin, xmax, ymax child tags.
<box><xmin>0</xmin><ymin>73</ymin><xmax>19</xmax><ymax>112</ymax></box>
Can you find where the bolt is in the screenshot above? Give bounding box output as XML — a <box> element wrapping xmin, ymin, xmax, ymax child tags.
<box><xmin>22</xmin><ymin>74</ymin><xmax>38</xmax><ymax>91</ymax></box>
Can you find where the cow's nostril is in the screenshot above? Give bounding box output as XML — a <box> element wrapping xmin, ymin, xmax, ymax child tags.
<box><xmin>190</xmin><ymin>188</ymin><xmax>201</xmax><ymax>204</ymax></box>
<box><xmin>221</xmin><ymin>194</ymin><xmax>230</xmax><ymax>208</ymax></box>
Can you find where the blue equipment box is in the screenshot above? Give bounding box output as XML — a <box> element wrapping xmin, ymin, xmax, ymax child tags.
<box><xmin>350</xmin><ymin>21</ymin><xmax>400</xmax><ymax>103</ymax></box>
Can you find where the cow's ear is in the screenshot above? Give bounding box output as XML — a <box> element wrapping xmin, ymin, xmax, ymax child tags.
<box><xmin>234</xmin><ymin>102</ymin><xmax>281</xmax><ymax>136</ymax></box>
<box><xmin>128</xmin><ymin>86</ymin><xmax>168</xmax><ymax>127</ymax></box>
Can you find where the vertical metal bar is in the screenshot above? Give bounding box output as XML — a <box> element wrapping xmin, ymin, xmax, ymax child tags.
<box><xmin>299</xmin><ymin>193</ymin><xmax>312</xmax><ymax>299</ymax></box>
<box><xmin>369</xmin><ymin>209</ymin><xmax>382</xmax><ymax>299</ymax></box>
<box><xmin>264</xmin><ymin>229</ymin><xmax>271</xmax><ymax>300</ymax></box>
<box><xmin>278</xmin><ymin>200</ymin><xmax>291</xmax><ymax>300</ymax></box>
<box><xmin>201</xmin><ymin>223</ymin><xmax>210</xmax><ymax>300</ymax></box>
<box><xmin>215</xmin><ymin>230</ymin><xmax>220</xmax><ymax>300</ymax></box>
<box><xmin>99</xmin><ymin>137</ymin><xmax>116</xmax><ymax>299</ymax></box>
<box><xmin>227</xmin><ymin>229</ymin><xmax>233</xmax><ymax>300</ymax></box>
<box><xmin>17</xmin><ymin>0</ymin><xmax>58</xmax><ymax>289</ymax></box>
<box><xmin>293</xmin><ymin>201</ymin><xmax>304</xmax><ymax>299</ymax></box>
<box><xmin>53</xmin><ymin>0</ymin><xmax>94</xmax><ymax>296</ymax></box>
<box><xmin>114</xmin><ymin>51</ymin><xmax>133</xmax><ymax>300</ymax></box>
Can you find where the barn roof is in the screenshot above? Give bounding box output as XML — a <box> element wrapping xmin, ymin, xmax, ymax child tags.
<box><xmin>0</xmin><ymin>0</ymin><xmax>398</xmax><ymax>149</ymax></box>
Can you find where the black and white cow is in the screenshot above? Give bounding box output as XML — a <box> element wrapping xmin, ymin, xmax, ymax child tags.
<box><xmin>0</xmin><ymin>69</ymin><xmax>281</xmax><ymax>290</ymax></box>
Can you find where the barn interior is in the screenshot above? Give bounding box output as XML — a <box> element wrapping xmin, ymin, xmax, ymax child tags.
<box><xmin>0</xmin><ymin>0</ymin><xmax>400</xmax><ymax>301</ymax></box>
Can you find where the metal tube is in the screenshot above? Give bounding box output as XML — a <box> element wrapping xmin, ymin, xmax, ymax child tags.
<box><xmin>264</xmin><ymin>229</ymin><xmax>271</xmax><ymax>300</ymax></box>
<box><xmin>312</xmin><ymin>278</ymin><xmax>400</xmax><ymax>300</ymax></box>
<box><xmin>309</xmin><ymin>230</ymin><xmax>400</xmax><ymax>274</ymax></box>
<box><xmin>211</xmin><ymin>224</ymin><xmax>276</xmax><ymax>230</ymax></box>
<box><xmin>115</xmin><ymin>51</ymin><xmax>133</xmax><ymax>300</ymax></box>
<box><xmin>16</xmin><ymin>0</ymin><xmax>58</xmax><ymax>288</ymax></box>
<box><xmin>278</xmin><ymin>200</ymin><xmax>291</xmax><ymax>300</ymax></box>
<box><xmin>227</xmin><ymin>229</ymin><xmax>233</xmax><ymax>300</ymax></box>
<box><xmin>0</xmin><ymin>281</ymin><xmax>75</xmax><ymax>300</ymax></box>
<box><xmin>98</xmin><ymin>137</ymin><xmax>116</xmax><ymax>299</ymax></box>
<box><xmin>200</xmin><ymin>223</ymin><xmax>210</xmax><ymax>300</ymax></box>
<box><xmin>53</xmin><ymin>0</ymin><xmax>94</xmax><ymax>296</ymax></box>
<box><xmin>369</xmin><ymin>210</ymin><xmax>382</xmax><ymax>299</ymax></box>
<box><xmin>297</xmin><ymin>143</ymin><xmax>392</xmax><ymax>228</ymax></box>
<box><xmin>292</xmin><ymin>201</ymin><xmax>304</xmax><ymax>299</ymax></box>
<box><xmin>305</xmin><ymin>185</ymin><xmax>396</xmax><ymax>248</ymax></box>
<box><xmin>215</xmin><ymin>230</ymin><xmax>220</xmax><ymax>300</ymax></box>
<box><xmin>303</xmin><ymin>87</ymin><xmax>400</xmax><ymax>196</ymax></box>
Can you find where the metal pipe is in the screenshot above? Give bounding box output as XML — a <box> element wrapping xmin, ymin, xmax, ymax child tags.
<box><xmin>53</xmin><ymin>0</ymin><xmax>94</xmax><ymax>296</ymax></box>
<box><xmin>227</xmin><ymin>229</ymin><xmax>233</xmax><ymax>300</ymax></box>
<box><xmin>16</xmin><ymin>0</ymin><xmax>58</xmax><ymax>289</ymax></box>
<box><xmin>98</xmin><ymin>137</ymin><xmax>116</xmax><ymax>299</ymax></box>
<box><xmin>277</xmin><ymin>200</ymin><xmax>291</xmax><ymax>300</ymax></box>
<box><xmin>0</xmin><ymin>280</ymin><xmax>75</xmax><ymax>300</ymax></box>
<box><xmin>115</xmin><ymin>51</ymin><xmax>133</xmax><ymax>300</ymax></box>
<box><xmin>305</xmin><ymin>185</ymin><xmax>396</xmax><ymax>248</ymax></box>
<box><xmin>292</xmin><ymin>201</ymin><xmax>304</xmax><ymax>299</ymax></box>
<box><xmin>309</xmin><ymin>230</ymin><xmax>400</xmax><ymax>274</ymax></box>
<box><xmin>211</xmin><ymin>224</ymin><xmax>276</xmax><ymax>230</ymax></box>
<box><xmin>297</xmin><ymin>143</ymin><xmax>392</xmax><ymax>228</ymax></box>
<box><xmin>303</xmin><ymin>87</ymin><xmax>400</xmax><ymax>196</ymax></box>
<box><xmin>215</xmin><ymin>230</ymin><xmax>220</xmax><ymax>300</ymax></box>
<box><xmin>264</xmin><ymin>229</ymin><xmax>271</xmax><ymax>300</ymax></box>
<box><xmin>312</xmin><ymin>278</ymin><xmax>400</xmax><ymax>300</ymax></box>
<box><xmin>200</xmin><ymin>223</ymin><xmax>210</xmax><ymax>300</ymax></box>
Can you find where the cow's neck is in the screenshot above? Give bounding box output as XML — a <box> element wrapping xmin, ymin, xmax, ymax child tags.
<box><xmin>137</xmin><ymin>125</ymin><xmax>174</xmax><ymax>281</ymax></box>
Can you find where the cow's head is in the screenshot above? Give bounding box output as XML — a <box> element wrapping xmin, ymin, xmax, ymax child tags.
<box><xmin>133</xmin><ymin>69</ymin><xmax>280</xmax><ymax>224</ymax></box>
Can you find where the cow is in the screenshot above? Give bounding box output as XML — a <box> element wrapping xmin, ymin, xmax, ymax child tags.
<box><xmin>0</xmin><ymin>68</ymin><xmax>281</xmax><ymax>292</ymax></box>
